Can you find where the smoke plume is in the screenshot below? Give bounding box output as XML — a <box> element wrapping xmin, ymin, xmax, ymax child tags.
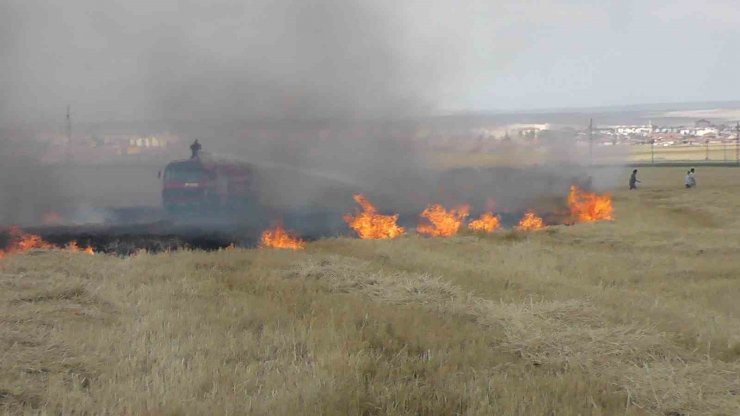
<box><xmin>0</xmin><ymin>0</ymin><xmax>626</xmax><ymax>230</ymax></box>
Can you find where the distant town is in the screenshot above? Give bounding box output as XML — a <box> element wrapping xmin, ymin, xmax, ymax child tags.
<box><xmin>465</xmin><ymin>119</ymin><xmax>740</xmax><ymax>147</ymax></box>
<box><xmin>4</xmin><ymin>112</ymin><xmax>740</xmax><ymax>165</ymax></box>
<box><xmin>587</xmin><ymin>119</ymin><xmax>740</xmax><ymax>147</ymax></box>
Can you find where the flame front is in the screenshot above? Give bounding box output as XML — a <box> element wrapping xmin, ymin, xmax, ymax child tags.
<box><xmin>344</xmin><ymin>194</ymin><xmax>405</xmax><ymax>239</ymax></box>
<box><xmin>568</xmin><ymin>185</ymin><xmax>613</xmax><ymax>223</ymax></box>
<box><xmin>0</xmin><ymin>227</ymin><xmax>96</xmax><ymax>259</ymax></box>
<box><xmin>65</xmin><ymin>240</ymin><xmax>95</xmax><ymax>255</ymax></box>
<box><xmin>260</xmin><ymin>224</ymin><xmax>305</xmax><ymax>250</ymax></box>
<box><xmin>15</xmin><ymin>234</ymin><xmax>54</xmax><ymax>251</ymax></box>
<box><xmin>1</xmin><ymin>226</ymin><xmax>54</xmax><ymax>258</ymax></box>
<box><xmin>468</xmin><ymin>212</ymin><xmax>501</xmax><ymax>233</ymax></box>
<box><xmin>516</xmin><ymin>210</ymin><xmax>545</xmax><ymax>231</ymax></box>
<box><xmin>417</xmin><ymin>204</ymin><xmax>470</xmax><ymax>237</ymax></box>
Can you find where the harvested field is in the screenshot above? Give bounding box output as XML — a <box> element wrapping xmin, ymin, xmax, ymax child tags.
<box><xmin>1</xmin><ymin>167</ymin><xmax>739</xmax><ymax>415</ymax></box>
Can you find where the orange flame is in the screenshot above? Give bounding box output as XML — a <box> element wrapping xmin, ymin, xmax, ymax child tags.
<box><xmin>417</xmin><ymin>204</ymin><xmax>470</xmax><ymax>237</ymax></box>
<box><xmin>567</xmin><ymin>185</ymin><xmax>613</xmax><ymax>223</ymax></box>
<box><xmin>468</xmin><ymin>212</ymin><xmax>501</xmax><ymax>233</ymax></box>
<box><xmin>1</xmin><ymin>226</ymin><xmax>54</xmax><ymax>258</ymax></box>
<box><xmin>344</xmin><ymin>194</ymin><xmax>405</xmax><ymax>239</ymax></box>
<box><xmin>516</xmin><ymin>210</ymin><xmax>545</xmax><ymax>231</ymax></box>
<box><xmin>65</xmin><ymin>240</ymin><xmax>95</xmax><ymax>255</ymax></box>
<box><xmin>260</xmin><ymin>224</ymin><xmax>305</xmax><ymax>250</ymax></box>
<box><xmin>1</xmin><ymin>227</ymin><xmax>96</xmax><ymax>259</ymax></box>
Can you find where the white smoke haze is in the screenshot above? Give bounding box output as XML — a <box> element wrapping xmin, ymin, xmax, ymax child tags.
<box><xmin>0</xmin><ymin>0</ymin><xmax>631</xmax><ymax>229</ymax></box>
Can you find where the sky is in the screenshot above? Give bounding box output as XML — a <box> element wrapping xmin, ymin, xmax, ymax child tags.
<box><xmin>459</xmin><ymin>0</ymin><xmax>740</xmax><ymax>111</ymax></box>
<box><xmin>1</xmin><ymin>0</ymin><xmax>739</xmax><ymax>122</ymax></box>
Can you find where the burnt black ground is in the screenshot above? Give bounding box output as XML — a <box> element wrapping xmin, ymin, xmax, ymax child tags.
<box><xmin>3</xmin><ymin>165</ymin><xmax>602</xmax><ymax>254</ymax></box>
<box><xmin>10</xmin><ymin>206</ymin><xmax>562</xmax><ymax>257</ymax></box>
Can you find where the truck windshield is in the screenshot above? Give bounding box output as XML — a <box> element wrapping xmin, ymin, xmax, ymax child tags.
<box><xmin>164</xmin><ymin>166</ymin><xmax>207</xmax><ymax>182</ymax></box>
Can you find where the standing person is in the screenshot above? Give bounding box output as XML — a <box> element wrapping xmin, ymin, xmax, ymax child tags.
<box><xmin>685</xmin><ymin>170</ymin><xmax>694</xmax><ymax>188</ymax></box>
<box><xmin>190</xmin><ymin>139</ymin><xmax>202</xmax><ymax>159</ymax></box>
<box><xmin>689</xmin><ymin>167</ymin><xmax>696</xmax><ymax>188</ymax></box>
<box><xmin>629</xmin><ymin>169</ymin><xmax>640</xmax><ymax>190</ymax></box>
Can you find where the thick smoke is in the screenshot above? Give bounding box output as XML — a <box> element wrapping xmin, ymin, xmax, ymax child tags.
<box><xmin>1</xmin><ymin>0</ymin><xmax>447</xmax><ymax>226</ymax></box>
<box><xmin>0</xmin><ymin>3</ymin><xmax>70</xmax><ymax>225</ymax></box>
<box><xmin>0</xmin><ymin>142</ymin><xmax>70</xmax><ymax>226</ymax></box>
<box><xmin>0</xmin><ymin>3</ymin><xmax>12</xmax><ymax>118</ymax></box>
<box><xmin>0</xmin><ymin>0</ymin><xmax>625</xmax><ymax>231</ymax></box>
<box><xmin>1</xmin><ymin>0</ymin><xmax>442</xmax><ymax>122</ymax></box>
<box><xmin>144</xmin><ymin>1</ymin><xmax>434</xmax><ymax>121</ymax></box>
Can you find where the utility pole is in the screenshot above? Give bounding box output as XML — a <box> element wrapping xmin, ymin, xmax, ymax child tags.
<box><xmin>588</xmin><ymin>118</ymin><xmax>593</xmax><ymax>165</ymax></box>
<box><xmin>705</xmin><ymin>139</ymin><xmax>710</xmax><ymax>161</ymax></box>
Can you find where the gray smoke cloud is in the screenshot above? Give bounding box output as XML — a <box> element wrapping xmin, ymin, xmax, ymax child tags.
<box><xmin>0</xmin><ymin>0</ymin><xmax>441</xmax><ymax>225</ymax></box>
<box><xmin>0</xmin><ymin>0</ymin><xmax>625</xmax><ymax>231</ymax></box>
<box><xmin>0</xmin><ymin>2</ymin><xmax>17</xmax><ymax>118</ymax></box>
<box><xmin>0</xmin><ymin>3</ymin><xmax>69</xmax><ymax>225</ymax></box>
<box><xmin>1</xmin><ymin>0</ymin><xmax>446</xmax><ymax>123</ymax></box>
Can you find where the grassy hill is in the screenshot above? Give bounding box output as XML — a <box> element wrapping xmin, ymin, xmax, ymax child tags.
<box><xmin>1</xmin><ymin>167</ymin><xmax>739</xmax><ymax>415</ymax></box>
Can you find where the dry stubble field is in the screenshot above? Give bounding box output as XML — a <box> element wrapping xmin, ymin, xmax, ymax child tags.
<box><xmin>1</xmin><ymin>167</ymin><xmax>739</xmax><ymax>415</ymax></box>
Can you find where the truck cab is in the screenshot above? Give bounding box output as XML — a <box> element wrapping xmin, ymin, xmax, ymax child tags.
<box><xmin>161</xmin><ymin>157</ymin><xmax>256</xmax><ymax>215</ymax></box>
<box><xmin>162</xmin><ymin>159</ymin><xmax>212</xmax><ymax>213</ymax></box>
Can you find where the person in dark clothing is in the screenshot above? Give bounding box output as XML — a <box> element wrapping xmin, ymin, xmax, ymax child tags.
<box><xmin>629</xmin><ymin>169</ymin><xmax>640</xmax><ymax>190</ymax></box>
<box><xmin>190</xmin><ymin>139</ymin><xmax>202</xmax><ymax>159</ymax></box>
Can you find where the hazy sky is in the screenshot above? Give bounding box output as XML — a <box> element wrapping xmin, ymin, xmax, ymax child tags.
<box><xmin>460</xmin><ymin>0</ymin><xmax>740</xmax><ymax>111</ymax></box>
<box><xmin>1</xmin><ymin>0</ymin><xmax>739</xmax><ymax>122</ymax></box>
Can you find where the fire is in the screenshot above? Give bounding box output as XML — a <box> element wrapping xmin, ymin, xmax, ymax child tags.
<box><xmin>15</xmin><ymin>233</ymin><xmax>54</xmax><ymax>251</ymax></box>
<box><xmin>468</xmin><ymin>212</ymin><xmax>501</xmax><ymax>233</ymax></box>
<box><xmin>0</xmin><ymin>227</ymin><xmax>96</xmax><ymax>259</ymax></box>
<box><xmin>0</xmin><ymin>226</ymin><xmax>54</xmax><ymax>258</ymax></box>
<box><xmin>516</xmin><ymin>210</ymin><xmax>545</xmax><ymax>231</ymax></box>
<box><xmin>343</xmin><ymin>194</ymin><xmax>405</xmax><ymax>239</ymax></box>
<box><xmin>568</xmin><ymin>185</ymin><xmax>613</xmax><ymax>223</ymax></box>
<box><xmin>417</xmin><ymin>204</ymin><xmax>470</xmax><ymax>237</ymax></box>
<box><xmin>260</xmin><ymin>224</ymin><xmax>305</xmax><ymax>250</ymax></box>
<box><xmin>65</xmin><ymin>240</ymin><xmax>95</xmax><ymax>255</ymax></box>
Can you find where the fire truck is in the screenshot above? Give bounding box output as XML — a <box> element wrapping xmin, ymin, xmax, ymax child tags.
<box><xmin>160</xmin><ymin>155</ymin><xmax>257</xmax><ymax>214</ymax></box>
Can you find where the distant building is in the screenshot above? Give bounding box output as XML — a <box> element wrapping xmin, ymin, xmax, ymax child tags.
<box><xmin>695</xmin><ymin>127</ymin><xmax>719</xmax><ymax>137</ymax></box>
<box><xmin>695</xmin><ymin>119</ymin><xmax>712</xmax><ymax>128</ymax></box>
<box><xmin>614</xmin><ymin>125</ymin><xmax>652</xmax><ymax>136</ymax></box>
